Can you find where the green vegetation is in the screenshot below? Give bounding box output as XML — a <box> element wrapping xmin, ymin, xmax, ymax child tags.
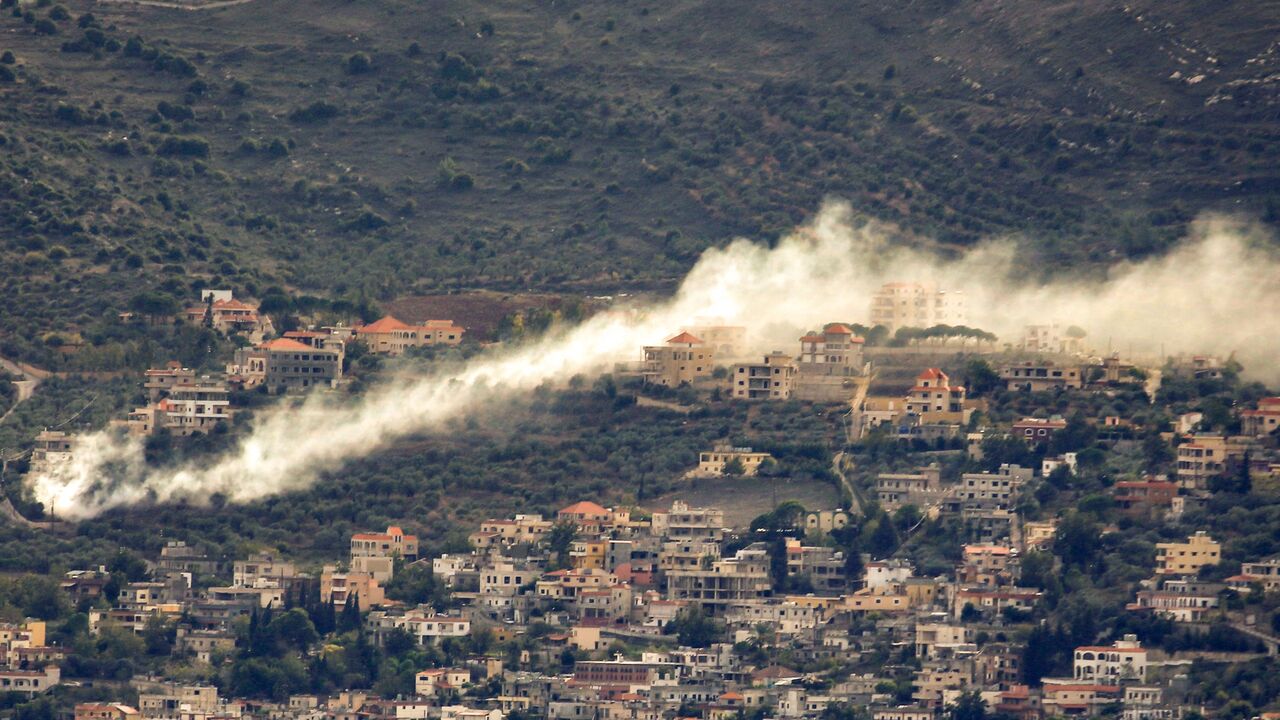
<box><xmin>0</xmin><ymin>0</ymin><xmax>1276</xmax><ymax>374</ymax></box>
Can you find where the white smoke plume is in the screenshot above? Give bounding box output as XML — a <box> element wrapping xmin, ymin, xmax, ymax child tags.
<box><xmin>30</xmin><ymin>201</ymin><xmax>1280</xmax><ymax>518</ymax></box>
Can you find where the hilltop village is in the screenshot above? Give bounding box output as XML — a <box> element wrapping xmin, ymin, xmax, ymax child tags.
<box><xmin>3</xmin><ymin>281</ymin><xmax>1280</xmax><ymax>720</ymax></box>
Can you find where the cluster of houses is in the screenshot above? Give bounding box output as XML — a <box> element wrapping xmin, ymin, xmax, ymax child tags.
<box><xmin>39</xmin><ymin>491</ymin><xmax>1280</xmax><ymax>720</ymax></box>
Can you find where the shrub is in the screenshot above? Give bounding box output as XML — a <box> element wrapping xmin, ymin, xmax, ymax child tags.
<box><xmin>0</xmin><ymin>65</ymin><xmax>13</xmax><ymax>83</ymax></box>
<box><xmin>34</xmin><ymin>18</ymin><xmax>58</xmax><ymax>34</ymax></box>
<box><xmin>345</xmin><ymin>52</ymin><xmax>372</xmax><ymax>74</ymax></box>
<box><xmin>157</xmin><ymin>136</ymin><xmax>210</xmax><ymax>158</ymax></box>
<box><xmin>288</xmin><ymin>101</ymin><xmax>340</xmax><ymax>123</ymax></box>
<box><xmin>0</xmin><ymin>51</ymin><xmax>14</xmax><ymax>64</ymax></box>
<box><xmin>47</xmin><ymin>4</ymin><xmax>68</xmax><ymax>20</ymax></box>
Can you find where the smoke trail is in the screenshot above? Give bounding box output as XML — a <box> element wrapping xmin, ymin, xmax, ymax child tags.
<box><xmin>29</xmin><ymin>202</ymin><xmax>1280</xmax><ymax>518</ymax></box>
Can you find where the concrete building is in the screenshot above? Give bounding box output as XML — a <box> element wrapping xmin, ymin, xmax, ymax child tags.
<box><xmin>1155</xmin><ymin>532</ymin><xmax>1220</xmax><ymax>576</ymax></box>
<box><xmin>876</xmin><ymin>465</ymin><xmax>944</xmax><ymax>512</ymax></box>
<box><xmin>29</xmin><ymin>430</ymin><xmax>77</xmax><ymax>476</ymax></box>
<box><xmin>1012</xmin><ymin>417</ymin><xmax>1068</xmax><ymax>446</ymax></box>
<box><xmin>1242</xmin><ymin>397</ymin><xmax>1280</xmax><ymax>437</ymax></box>
<box><xmin>642</xmin><ymin>332</ymin><xmax>716</xmax><ymax>388</ymax></box>
<box><xmin>793</xmin><ymin>324</ymin><xmax>867</xmax><ymax>402</ymax></box>
<box><xmin>354</xmin><ymin>315</ymin><xmax>463</xmax><ymax>355</ymax></box>
<box><xmin>870</xmin><ymin>282</ymin><xmax>967</xmax><ymax>332</ymax></box>
<box><xmin>1001</xmin><ymin>362</ymin><xmax>1084</xmax><ymax>392</ymax></box>
<box><xmin>1073</xmin><ymin>635</ymin><xmax>1148</xmax><ymax>682</ymax></box>
<box><xmin>681</xmin><ymin>324</ymin><xmax>746</xmax><ymax>359</ymax></box>
<box><xmin>1176</xmin><ymin>435</ymin><xmax>1247</xmax><ymax>490</ymax></box>
<box><xmin>1018</xmin><ymin>324</ymin><xmax>1086</xmax><ymax>355</ymax></box>
<box><xmin>650</xmin><ymin>501</ymin><xmax>726</xmax><ymax>542</ymax></box>
<box><xmin>691</xmin><ymin>445</ymin><xmax>773</xmax><ymax>478</ymax></box>
<box><xmin>666</xmin><ymin>545</ymin><xmax>772</xmax><ymax>614</ymax></box>
<box><xmin>731</xmin><ymin>352</ymin><xmax>797</xmax><ymax>400</ymax></box>
<box><xmin>957</xmin><ymin>465</ymin><xmax>1032</xmax><ymax>510</ymax></box>
<box><xmin>232</xmin><ymin>337</ymin><xmax>343</xmax><ymax>392</ymax></box>
<box><xmin>905</xmin><ymin>368</ymin><xmax>967</xmax><ymax>415</ymax></box>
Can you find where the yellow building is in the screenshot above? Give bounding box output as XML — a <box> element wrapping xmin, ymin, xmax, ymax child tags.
<box><xmin>1155</xmin><ymin>532</ymin><xmax>1220</xmax><ymax>576</ymax></box>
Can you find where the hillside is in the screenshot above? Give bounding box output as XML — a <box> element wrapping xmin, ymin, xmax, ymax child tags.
<box><xmin>0</xmin><ymin>0</ymin><xmax>1278</xmax><ymax>367</ymax></box>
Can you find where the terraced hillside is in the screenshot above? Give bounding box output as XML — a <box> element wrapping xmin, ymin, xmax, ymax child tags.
<box><xmin>0</xmin><ymin>0</ymin><xmax>1277</xmax><ymax>367</ymax></box>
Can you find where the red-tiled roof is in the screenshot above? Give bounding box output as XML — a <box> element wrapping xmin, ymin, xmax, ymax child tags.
<box><xmin>259</xmin><ymin>338</ymin><xmax>312</xmax><ymax>351</ymax></box>
<box><xmin>559</xmin><ymin>501</ymin><xmax>610</xmax><ymax>516</ymax></box>
<box><xmin>918</xmin><ymin>368</ymin><xmax>946</xmax><ymax>379</ymax></box>
<box><xmin>360</xmin><ymin>315</ymin><xmax>412</xmax><ymax>333</ymax></box>
<box><xmin>667</xmin><ymin>331</ymin><xmax>704</xmax><ymax>345</ymax></box>
<box><xmin>824</xmin><ymin>323</ymin><xmax>853</xmax><ymax>335</ymax></box>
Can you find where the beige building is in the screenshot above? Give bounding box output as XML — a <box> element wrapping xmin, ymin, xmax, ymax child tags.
<box><xmin>1176</xmin><ymin>435</ymin><xmax>1248</xmax><ymax>490</ymax></box>
<box><xmin>29</xmin><ymin>430</ymin><xmax>77</xmax><ymax>477</ymax></box>
<box><xmin>1001</xmin><ymin>361</ymin><xmax>1084</xmax><ymax>392</ymax></box>
<box><xmin>642</xmin><ymin>332</ymin><xmax>716</xmax><ymax>388</ymax></box>
<box><xmin>354</xmin><ymin>315</ymin><xmax>463</xmax><ymax>355</ymax></box>
<box><xmin>793</xmin><ymin>324</ymin><xmax>867</xmax><ymax>402</ymax></box>
<box><xmin>76</xmin><ymin>704</ymin><xmax>140</xmax><ymax>720</ymax></box>
<box><xmin>137</xmin><ymin>683</ymin><xmax>218</xmax><ymax>719</ymax></box>
<box><xmin>876</xmin><ymin>465</ymin><xmax>944</xmax><ymax>512</ymax></box>
<box><xmin>230</xmin><ymin>337</ymin><xmax>344</xmax><ymax>392</ymax></box>
<box><xmin>681</xmin><ymin>324</ymin><xmax>746</xmax><ymax>359</ymax></box>
<box><xmin>731</xmin><ymin>352</ymin><xmax>797</xmax><ymax>400</ymax></box>
<box><xmin>117</xmin><ymin>378</ymin><xmax>232</xmax><ymax>437</ymax></box>
<box><xmin>870</xmin><ymin>282</ymin><xmax>967</xmax><ymax>332</ymax></box>
<box><xmin>666</xmin><ymin>545</ymin><xmax>772</xmax><ymax>613</ymax></box>
<box><xmin>320</xmin><ymin>565</ymin><xmax>385</xmax><ymax>611</ymax></box>
<box><xmin>690</xmin><ymin>445</ymin><xmax>773</xmax><ymax>478</ymax></box>
<box><xmin>905</xmin><ymin>368</ymin><xmax>968</xmax><ymax>416</ymax></box>
<box><xmin>1018</xmin><ymin>324</ymin><xmax>1086</xmax><ymax>355</ymax></box>
<box><xmin>1155</xmin><ymin>532</ymin><xmax>1220</xmax><ymax>576</ymax></box>
<box><xmin>651</xmin><ymin>501</ymin><xmax>726</xmax><ymax>541</ymax></box>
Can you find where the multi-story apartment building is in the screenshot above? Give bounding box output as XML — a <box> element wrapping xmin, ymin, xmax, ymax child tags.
<box><xmin>231</xmin><ymin>337</ymin><xmax>344</xmax><ymax>392</ymax></box>
<box><xmin>730</xmin><ymin>352</ymin><xmax>797</xmax><ymax>400</ymax></box>
<box><xmin>651</xmin><ymin>501</ymin><xmax>726</xmax><ymax>542</ymax></box>
<box><xmin>956</xmin><ymin>465</ymin><xmax>1032</xmax><ymax>510</ymax></box>
<box><xmin>666</xmin><ymin>545</ymin><xmax>772</xmax><ymax>614</ymax></box>
<box><xmin>642</xmin><ymin>332</ymin><xmax>716</xmax><ymax>388</ymax></box>
<box><xmin>792</xmin><ymin>323</ymin><xmax>866</xmax><ymax>402</ymax></box>
<box><xmin>869</xmin><ymin>282</ymin><xmax>967</xmax><ymax>332</ymax></box>
<box><xmin>1113</xmin><ymin>479</ymin><xmax>1178</xmax><ymax>518</ymax></box>
<box><xmin>1176</xmin><ymin>435</ymin><xmax>1248</xmax><ymax>490</ymax></box>
<box><xmin>1155</xmin><ymin>532</ymin><xmax>1220</xmax><ymax>576</ymax></box>
<box><xmin>1241</xmin><ymin>397</ymin><xmax>1280</xmax><ymax>437</ymax></box>
<box><xmin>232</xmin><ymin>551</ymin><xmax>296</xmax><ymax>587</ymax></box>
<box><xmin>876</xmin><ymin>465</ymin><xmax>945</xmax><ymax>512</ymax></box>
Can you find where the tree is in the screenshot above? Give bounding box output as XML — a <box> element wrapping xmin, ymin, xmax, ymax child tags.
<box><xmin>722</xmin><ymin>456</ymin><xmax>746</xmax><ymax>476</ymax></box>
<box><xmin>1054</xmin><ymin>512</ymin><xmax>1100</xmax><ymax>571</ymax></box>
<box><xmin>269</xmin><ymin>607</ymin><xmax>320</xmax><ymax>653</ymax></box>
<box><xmin>666</xmin><ymin>607</ymin><xmax>720</xmax><ymax>648</ymax></box>
<box><xmin>948</xmin><ymin>691</ymin><xmax>988</xmax><ymax>720</ymax></box>
<box><xmin>868</xmin><ymin>516</ymin><xmax>899</xmax><ymax>557</ymax></box>
<box><xmin>339</xmin><ymin>596</ymin><xmax>361</xmax><ymax>634</ymax></box>
<box><xmin>546</xmin><ymin>521</ymin><xmax>577</xmax><ymax>570</ymax></box>
<box><xmin>964</xmin><ymin>359</ymin><xmax>1001</xmax><ymax>397</ymax></box>
<box><xmin>130</xmin><ymin>291</ymin><xmax>178</xmax><ymax>318</ymax></box>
